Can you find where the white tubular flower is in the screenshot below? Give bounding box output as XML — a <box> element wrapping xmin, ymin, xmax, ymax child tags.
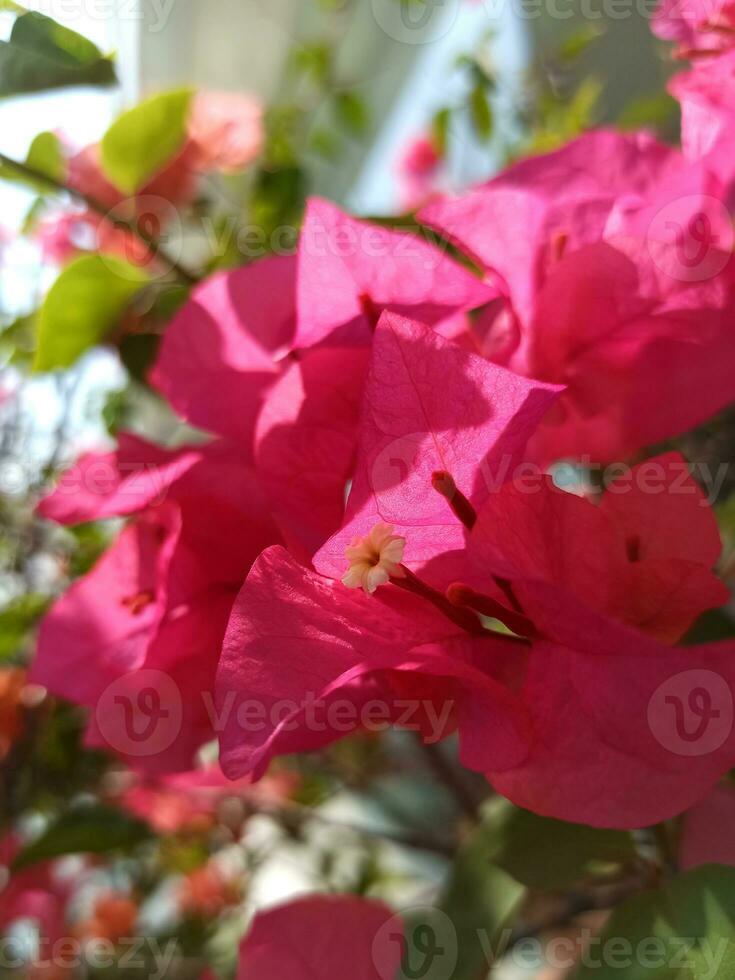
<box><xmin>341</xmin><ymin>522</ymin><xmax>406</xmax><ymax>594</ymax></box>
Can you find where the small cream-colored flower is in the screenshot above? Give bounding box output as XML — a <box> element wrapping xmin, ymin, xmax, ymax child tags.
<box><xmin>341</xmin><ymin>522</ymin><xmax>406</xmax><ymax>594</ymax></box>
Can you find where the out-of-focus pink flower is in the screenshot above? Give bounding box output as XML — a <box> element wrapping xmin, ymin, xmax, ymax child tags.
<box><xmin>179</xmin><ymin>864</ymin><xmax>240</xmax><ymax>918</ymax></box>
<box><xmin>397</xmin><ymin>133</ymin><xmax>442</xmax><ymax>212</ymax></box>
<box><xmin>0</xmin><ymin>836</ymin><xmax>74</xmax><ymax>972</ymax></box>
<box><xmin>67</xmin><ymin>141</ymin><xmax>198</xmax><ymax>210</ymax></box>
<box><xmin>236</xmin><ymin>895</ymin><xmax>402</xmax><ymax>979</ymax></box>
<box><xmin>35</xmin><ymin>209</ymin><xmax>154</xmax><ymax>268</ymax></box>
<box><xmin>188</xmin><ymin>91</ymin><xmax>264</xmax><ymax>174</ymax></box>
<box><xmin>669</xmin><ymin>52</ymin><xmax>735</xmax><ymax>185</ymax></box>
<box><xmin>653</xmin><ymin>0</ymin><xmax>735</xmax><ymax>58</ymax></box>
<box><xmin>117</xmin><ymin>764</ymin><xmax>299</xmax><ymax>833</ymax></box>
<box><xmin>75</xmin><ymin>893</ymin><xmax>138</xmax><ymax>942</ymax></box>
<box><xmin>0</xmin><ymin>667</ymin><xmax>26</xmax><ymax>760</ymax></box>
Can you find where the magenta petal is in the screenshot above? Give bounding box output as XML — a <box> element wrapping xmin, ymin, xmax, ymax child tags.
<box><xmin>419</xmin><ymin>130</ymin><xmax>675</xmax><ymax>329</ymax></box>
<box><xmin>37</xmin><ymin>433</ymin><xmax>202</xmax><ymax>524</ymax></box>
<box><xmin>314</xmin><ymin>312</ymin><xmax>561</xmax><ymax>585</ymax></box>
<box><xmin>255</xmin><ymin>346</ymin><xmax>368</xmax><ymax>559</ymax></box>
<box><xmin>216</xmin><ymin>546</ymin><xmax>529</xmax><ymax>779</ymax></box>
<box><xmin>488</xmin><ymin>582</ymin><xmax>735</xmax><ymax>826</ymax></box>
<box><xmin>600</xmin><ymin>452</ymin><xmax>723</xmax><ymax>567</ymax></box>
<box><xmin>83</xmin><ymin>589</ymin><xmax>235</xmax><ymax>774</ymax></box>
<box><xmin>237</xmin><ymin>896</ymin><xmax>401</xmax><ymax>980</ymax></box>
<box><xmin>295</xmin><ymin>197</ymin><xmax>496</xmax><ymax>349</ymax></box>
<box><xmin>468</xmin><ymin>474</ymin><xmax>626</xmax><ymax>616</ymax></box>
<box><xmin>150</xmin><ymin>255</ymin><xmax>296</xmax><ymax>446</ymax></box>
<box><xmin>31</xmin><ymin>504</ymin><xmax>181</xmax><ymax>707</ymax></box>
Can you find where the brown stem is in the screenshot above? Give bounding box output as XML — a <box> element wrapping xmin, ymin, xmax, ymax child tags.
<box><xmin>416</xmin><ymin>738</ymin><xmax>481</xmax><ymax>823</ymax></box>
<box><xmin>0</xmin><ymin>151</ymin><xmax>199</xmax><ymax>285</ymax></box>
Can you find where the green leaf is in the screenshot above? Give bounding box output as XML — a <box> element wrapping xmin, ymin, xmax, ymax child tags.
<box><xmin>12</xmin><ymin>804</ymin><xmax>153</xmax><ymax>871</ymax></box>
<box><xmin>0</xmin><ymin>131</ymin><xmax>66</xmax><ymax>193</ymax></box>
<box><xmin>618</xmin><ymin>92</ymin><xmax>678</xmax><ymax>130</ymax></box>
<box><xmin>431</xmin><ymin>107</ymin><xmax>451</xmax><ymax>157</ymax></box>
<box><xmin>684</xmin><ymin>608</ymin><xmax>735</xmax><ymax>645</ymax></box>
<box><xmin>0</xmin><ymin>10</ymin><xmax>116</xmax><ymax>96</ymax></box>
<box><xmin>0</xmin><ymin>593</ymin><xmax>49</xmax><ymax>662</ymax></box>
<box><xmin>489</xmin><ymin>803</ymin><xmax>636</xmax><ymax>890</ymax></box>
<box><xmin>469</xmin><ymin>83</ymin><xmax>493</xmax><ymax>142</ymax></box>
<box><xmin>26</xmin><ymin>130</ymin><xmax>65</xmax><ymax>181</ymax></box>
<box><xmin>574</xmin><ymin>866</ymin><xmax>735</xmax><ymax>979</ymax></box>
<box><xmin>250</xmin><ymin>165</ymin><xmax>307</xmax><ymax>246</ymax></box>
<box><xmin>407</xmin><ymin>806</ymin><xmax>526</xmax><ymax>980</ymax></box>
<box><xmin>34</xmin><ymin>255</ymin><xmax>149</xmax><ymax>372</ymax></box>
<box><xmin>100</xmin><ymin>88</ymin><xmax>193</xmax><ymax>194</ymax></box>
<box><xmin>334</xmin><ymin>90</ymin><xmax>370</xmax><ymax>137</ymax></box>
<box><xmin>557</xmin><ymin>24</ymin><xmax>605</xmax><ymax>61</ymax></box>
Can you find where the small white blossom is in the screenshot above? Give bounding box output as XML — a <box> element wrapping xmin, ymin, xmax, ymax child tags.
<box><xmin>341</xmin><ymin>522</ymin><xmax>406</xmax><ymax>594</ymax></box>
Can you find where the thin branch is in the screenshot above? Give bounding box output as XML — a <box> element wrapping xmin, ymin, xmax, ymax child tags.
<box><xmin>416</xmin><ymin>738</ymin><xmax>481</xmax><ymax>823</ymax></box>
<box><xmin>0</xmin><ymin>151</ymin><xmax>199</xmax><ymax>286</ymax></box>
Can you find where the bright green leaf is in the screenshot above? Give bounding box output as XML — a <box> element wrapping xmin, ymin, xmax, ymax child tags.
<box><xmin>432</xmin><ymin>107</ymin><xmax>451</xmax><ymax>157</ymax></box>
<box><xmin>0</xmin><ymin>593</ymin><xmax>49</xmax><ymax>662</ymax></box>
<box><xmin>618</xmin><ymin>92</ymin><xmax>678</xmax><ymax>130</ymax></box>
<box><xmin>557</xmin><ymin>24</ymin><xmax>605</xmax><ymax>61</ymax></box>
<box><xmin>334</xmin><ymin>90</ymin><xmax>370</xmax><ymax>137</ymax></box>
<box><xmin>0</xmin><ymin>130</ymin><xmax>66</xmax><ymax>193</ymax></box>
<box><xmin>0</xmin><ymin>10</ymin><xmax>116</xmax><ymax>96</ymax></box>
<box><xmin>26</xmin><ymin>130</ymin><xmax>65</xmax><ymax>181</ymax></box>
<box><xmin>469</xmin><ymin>83</ymin><xmax>493</xmax><ymax>142</ymax></box>
<box><xmin>34</xmin><ymin>255</ymin><xmax>149</xmax><ymax>372</ymax></box>
<box><xmin>100</xmin><ymin>88</ymin><xmax>193</xmax><ymax>194</ymax></box>
<box><xmin>12</xmin><ymin>804</ymin><xmax>153</xmax><ymax>871</ymax></box>
<box><xmin>574</xmin><ymin>866</ymin><xmax>735</xmax><ymax>979</ymax></box>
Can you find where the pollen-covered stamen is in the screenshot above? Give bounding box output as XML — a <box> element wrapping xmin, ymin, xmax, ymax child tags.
<box><xmin>447</xmin><ymin>583</ymin><xmax>537</xmax><ymax>639</ymax></box>
<box><xmin>342</xmin><ymin>522</ymin><xmax>406</xmax><ymax>594</ymax></box>
<box><xmin>550</xmin><ymin>230</ymin><xmax>569</xmax><ymax>263</ymax></box>
<box><xmin>121</xmin><ymin>591</ymin><xmax>155</xmax><ymax>615</ymax></box>
<box><xmin>432</xmin><ymin>471</ymin><xmax>477</xmax><ymax>530</ymax></box>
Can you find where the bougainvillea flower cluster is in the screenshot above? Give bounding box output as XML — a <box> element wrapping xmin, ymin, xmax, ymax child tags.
<box><xmin>33</xmin><ymin>0</ymin><xmax>735</xmax><ymax>841</ymax></box>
